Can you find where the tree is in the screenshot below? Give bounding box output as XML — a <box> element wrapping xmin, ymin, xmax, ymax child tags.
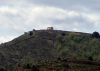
<box><xmin>29</xmin><ymin>31</ymin><xmax>33</xmax><ymax>36</ymax></box>
<box><xmin>88</xmin><ymin>56</ymin><xmax>93</xmax><ymax>61</ymax></box>
<box><xmin>61</xmin><ymin>33</ymin><xmax>66</xmax><ymax>36</ymax></box>
<box><xmin>26</xmin><ymin>64</ymin><xmax>31</xmax><ymax>69</ymax></box>
<box><xmin>31</xmin><ymin>65</ymin><xmax>39</xmax><ymax>71</ymax></box>
<box><xmin>92</xmin><ymin>31</ymin><xmax>99</xmax><ymax>38</ymax></box>
<box><xmin>0</xmin><ymin>68</ymin><xmax>4</xmax><ymax>71</ymax></box>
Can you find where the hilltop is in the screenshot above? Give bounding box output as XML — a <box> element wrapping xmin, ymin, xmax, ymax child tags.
<box><xmin>0</xmin><ymin>27</ymin><xmax>100</xmax><ymax>71</ymax></box>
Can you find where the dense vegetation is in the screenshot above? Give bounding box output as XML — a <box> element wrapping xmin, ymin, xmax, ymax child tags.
<box><xmin>56</xmin><ymin>32</ymin><xmax>100</xmax><ymax>61</ymax></box>
<box><xmin>0</xmin><ymin>30</ymin><xmax>99</xmax><ymax>71</ymax></box>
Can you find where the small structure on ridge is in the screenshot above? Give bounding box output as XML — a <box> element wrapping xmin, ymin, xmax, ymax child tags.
<box><xmin>47</xmin><ymin>27</ymin><xmax>54</xmax><ymax>30</ymax></box>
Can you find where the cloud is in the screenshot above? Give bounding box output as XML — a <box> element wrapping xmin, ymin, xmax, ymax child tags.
<box><xmin>0</xmin><ymin>0</ymin><xmax>100</xmax><ymax>43</ymax></box>
<box><xmin>0</xmin><ymin>6</ymin><xmax>18</xmax><ymax>14</ymax></box>
<box><xmin>0</xmin><ymin>36</ymin><xmax>17</xmax><ymax>43</ymax></box>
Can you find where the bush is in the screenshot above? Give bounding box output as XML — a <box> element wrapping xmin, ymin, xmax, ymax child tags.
<box><xmin>61</xmin><ymin>33</ymin><xmax>66</xmax><ymax>36</ymax></box>
<box><xmin>29</xmin><ymin>31</ymin><xmax>33</xmax><ymax>36</ymax></box>
<box><xmin>31</xmin><ymin>65</ymin><xmax>39</xmax><ymax>71</ymax></box>
<box><xmin>92</xmin><ymin>31</ymin><xmax>99</xmax><ymax>38</ymax></box>
<box><xmin>26</xmin><ymin>64</ymin><xmax>31</xmax><ymax>69</ymax></box>
<box><xmin>88</xmin><ymin>56</ymin><xmax>93</xmax><ymax>61</ymax></box>
<box><xmin>0</xmin><ymin>68</ymin><xmax>4</xmax><ymax>71</ymax></box>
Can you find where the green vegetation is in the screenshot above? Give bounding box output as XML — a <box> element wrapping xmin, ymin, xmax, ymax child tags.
<box><xmin>55</xmin><ymin>32</ymin><xmax>100</xmax><ymax>61</ymax></box>
<box><xmin>0</xmin><ymin>30</ymin><xmax>99</xmax><ymax>71</ymax></box>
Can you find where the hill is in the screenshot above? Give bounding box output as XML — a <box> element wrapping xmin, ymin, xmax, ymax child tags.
<box><xmin>0</xmin><ymin>29</ymin><xmax>100</xmax><ymax>71</ymax></box>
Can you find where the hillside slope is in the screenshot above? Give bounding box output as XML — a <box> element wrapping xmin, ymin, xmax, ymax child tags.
<box><xmin>0</xmin><ymin>30</ymin><xmax>100</xmax><ymax>70</ymax></box>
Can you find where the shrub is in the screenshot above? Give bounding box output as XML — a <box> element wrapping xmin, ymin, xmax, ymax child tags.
<box><xmin>88</xmin><ymin>56</ymin><xmax>93</xmax><ymax>61</ymax></box>
<box><xmin>92</xmin><ymin>31</ymin><xmax>99</xmax><ymax>38</ymax></box>
<box><xmin>26</xmin><ymin>64</ymin><xmax>31</xmax><ymax>69</ymax></box>
<box><xmin>61</xmin><ymin>33</ymin><xmax>66</xmax><ymax>36</ymax></box>
<box><xmin>31</xmin><ymin>65</ymin><xmax>39</xmax><ymax>71</ymax></box>
<box><xmin>0</xmin><ymin>68</ymin><xmax>4</xmax><ymax>71</ymax></box>
<box><xmin>29</xmin><ymin>31</ymin><xmax>33</xmax><ymax>36</ymax></box>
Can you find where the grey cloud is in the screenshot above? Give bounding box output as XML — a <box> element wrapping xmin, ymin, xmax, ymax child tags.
<box><xmin>29</xmin><ymin>0</ymin><xmax>100</xmax><ymax>11</ymax></box>
<box><xmin>0</xmin><ymin>0</ymin><xmax>100</xmax><ymax>43</ymax></box>
<box><xmin>29</xmin><ymin>0</ymin><xmax>100</xmax><ymax>18</ymax></box>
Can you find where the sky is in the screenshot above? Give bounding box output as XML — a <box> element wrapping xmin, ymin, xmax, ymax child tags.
<box><xmin>0</xmin><ymin>0</ymin><xmax>100</xmax><ymax>43</ymax></box>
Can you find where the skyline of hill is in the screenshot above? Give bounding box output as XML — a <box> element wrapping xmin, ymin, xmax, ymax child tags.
<box><xmin>0</xmin><ymin>28</ymin><xmax>99</xmax><ymax>71</ymax></box>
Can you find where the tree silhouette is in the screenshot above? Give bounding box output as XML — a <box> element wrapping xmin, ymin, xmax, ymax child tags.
<box><xmin>0</xmin><ymin>68</ymin><xmax>4</xmax><ymax>71</ymax></box>
<box><xmin>88</xmin><ymin>56</ymin><xmax>93</xmax><ymax>61</ymax></box>
<box><xmin>92</xmin><ymin>31</ymin><xmax>99</xmax><ymax>38</ymax></box>
<box><xmin>26</xmin><ymin>64</ymin><xmax>31</xmax><ymax>69</ymax></box>
<box><xmin>29</xmin><ymin>31</ymin><xmax>33</xmax><ymax>36</ymax></box>
<box><xmin>31</xmin><ymin>65</ymin><xmax>39</xmax><ymax>71</ymax></box>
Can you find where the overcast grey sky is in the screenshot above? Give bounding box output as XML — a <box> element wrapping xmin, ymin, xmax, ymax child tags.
<box><xmin>0</xmin><ymin>0</ymin><xmax>100</xmax><ymax>43</ymax></box>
